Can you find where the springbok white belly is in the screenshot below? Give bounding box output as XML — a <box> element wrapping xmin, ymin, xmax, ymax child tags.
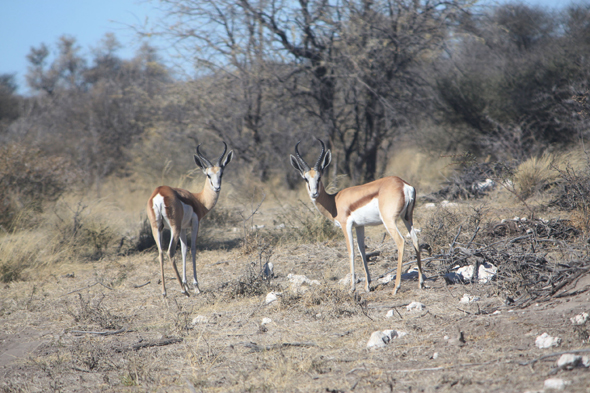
<box><xmin>152</xmin><ymin>194</ymin><xmax>198</xmax><ymax>230</ymax></box>
<box><xmin>349</xmin><ymin>198</ymin><xmax>381</xmax><ymax>227</ymax></box>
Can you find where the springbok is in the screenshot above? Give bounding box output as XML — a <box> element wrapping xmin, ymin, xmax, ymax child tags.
<box><xmin>290</xmin><ymin>139</ymin><xmax>423</xmax><ymax>295</ymax></box>
<box><xmin>147</xmin><ymin>142</ymin><xmax>233</xmax><ymax>297</ymax></box>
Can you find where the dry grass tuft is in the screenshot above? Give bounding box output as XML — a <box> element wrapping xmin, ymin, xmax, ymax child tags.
<box><xmin>512</xmin><ymin>153</ymin><xmax>558</xmax><ymax>199</ymax></box>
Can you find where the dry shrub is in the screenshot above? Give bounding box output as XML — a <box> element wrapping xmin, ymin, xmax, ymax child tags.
<box><xmin>274</xmin><ymin>202</ymin><xmax>340</xmax><ymax>244</ymax></box>
<box><xmin>0</xmin><ymin>228</ymin><xmax>54</xmax><ymax>282</ymax></box>
<box><xmin>428</xmin><ymin>158</ymin><xmax>508</xmax><ymax>202</ymax></box>
<box><xmin>418</xmin><ymin>205</ymin><xmax>464</xmax><ymax>252</ymax></box>
<box><xmin>0</xmin><ymin>199</ymin><xmax>127</xmax><ymax>282</ymax></box>
<box><xmin>65</xmin><ymin>293</ymin><xmax>127</xmax><ymax>330</ymax></box>
<box><xmin>51</xmin><ymin>201</ymin><xmax>118</xmax><ymax>261</ymax></box>
<box><xmin>384</xmin><ymin>146</ymin><xmax>452</xmax><ymax>194</ymax></box>
<box><xmin>219</xmin><ymin>245</ymin><xmax>279</xmax><ymax>299</ymax></box>
<box><xmin>0</xmin><ymin>143</ymin><xmax>79</xmax><ymax>229</ymax></box>
<box><xmin>549</xmin><ymin>161</ymin><xmax>590</xmax><ymax>232</ymax></box>
<box><xmin>280</xmin><ymin>287</ymin><xmax>360</xmax><ymax>318</ymax></box>
<box><xmin>512</xmin><ymin>153</ymin><xmax>557</xmax><ymax>199</ymax></box>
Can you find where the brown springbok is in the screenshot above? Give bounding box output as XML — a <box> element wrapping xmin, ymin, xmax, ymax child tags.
<box><xmin>147</xmin><ymin>142</ymin><xmax>233</xmax><ymax>297</ymax></box>
<box><xmin>290</xmin><ymin>139</ymin><xmax>423</xmax><ymax>295</ymax></box>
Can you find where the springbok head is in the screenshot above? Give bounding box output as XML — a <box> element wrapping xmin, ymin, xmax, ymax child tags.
<box><xmin>290</xmin><ymin>138</ymin><xmax>332</xmax><ymax>199</ymax></box>
<box><xmin>194</xmin><ymin>142</ymin><xmax>234</xmax><ymax>192</ymax></box>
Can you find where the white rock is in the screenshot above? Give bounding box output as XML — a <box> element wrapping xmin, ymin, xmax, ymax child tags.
<box><xmin>535</xmin><ymin>333</ymin><xmax>561</xmax><ymax>349</ymax></box>
<box><xmin>583</xmin><ymin>356</ymin><xmax>590</xmax><ymax>367</ymax></box>
<box><xmin>544</xmin><ymin>378</ymin><xmax>570</xmax><ymax>390</ymax></box>
<box><xmin>191</xmin><ymin>315</ymin><xmax>208</xmax><ymax>325</ymax></box>
<box><xmin>441</xmin><ymin>200</ymin><xmax>458</xmax><ymax>207</ymax></box>
<box><xmin>366</xmin><ymin>329</ymin><xmax>406</xmax><ymax>349</ymax></box>
<box><xmin>570</xmin><ymin>312</ymin><xmax>588</xmax><ymax>325</ymax></box>
<box><xmin>423</xmin><ymin>203</ymin><xmax>436</xmax><ymax>209</ymax></box>
<box><xmin>446</xmin><ymin>262</ymin><xmax>497</xmax><ymax>284</ymax></box>
<box><xmin>367</xmin><ymin>331</ymin><xmax>390</xmax><ymax>349</ymax></box>
<box><xmin>287</xmin><ymin>273</ymin><xmax>320</xmax><ymax>294</ymax></box>
<box><xmin>459</xmin><ymin>294</ymin><xmax>481</xmax><ymax>304</ymax></box>
<box><xmin>556</xmin><ymin>354</ymin><xmax>583</xmax><ymax>369</ymax></box>
<box><xmin>377</xmin><ymin>273</ymin><xmax>395</xmax><ymax>285</ymax></box>
<box><xmin>275</xmin><ymin>223</ymin><xmax>285</xmax><ymax>229</ymax></box>
<box><xmin>386</xmin><ymin>310</ymin><xmax>395</xmax><ymax>318</ymax></box>
<box><xmin>261</xmin><ymin>317</ymin><xmax>272</xmax><ymax>325</ymax></box>
<box><xmin>474</xmin><ymin>178</ymin><xmax>495</xmax><ymax>192</ymax></box>
<box><xmin>338</xmin><ymin>273</ymin><xmax>364</xmax><ymax>287</ymax></box>
<box><xmin>407</xmin><ymin>301</ymin><xmax>425</xmax><ymax>312</ymax></box>
<box><xmin>265</xmin><ymin>291</ymin><xmax>282</xmax><ymax>305</ymax></box>
<box><xmin>492</xmin><ymin>310</ymin><xmax>501</xmax><ymax>315</ymax></box>
<box><xmin>288</xmin><ymin>273</ymin><xmax>320</xmax><ymax>286</ymax></box>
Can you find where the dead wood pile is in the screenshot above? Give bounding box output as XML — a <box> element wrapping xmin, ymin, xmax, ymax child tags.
<box><xmin>419</xmin><ymin>218</ymin><xmax>589</xmax><ymax>308</ymax></box>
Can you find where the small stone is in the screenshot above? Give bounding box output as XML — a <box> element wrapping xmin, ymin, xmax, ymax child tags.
<box><xmin>377</xmin><ymin>273</ymin><xmax>395</xmax><ymax>285</ymax></box>
<box><xmin>570</xmin><ymin>312</ymin><xmax>588</xmax><ymax>326</ymax></box>
<box><xmin>386</xmin><ymin>310</ymin><xmax>395</xmax><ymax>318</ymax></box>
<box><xmin>261</xmin><ymin>317</ymin><xmax>272</xmax><ymax>325</ymax></box>
<box><xmin>544</xmin><ymin>378</ymin><xmax>569</xmax><ymax>390</ymax></box>
<box><xmin>459</xmin><ymin>294</ymin><xmax>481</xmax><ymax>304</ymax></box>
<box><xmin>367</xmin><ymin>331</ymin><xmax>390</xmax><ymax>349</ymax></box>
<box><xmin>192</xmin><ymin>315</ymin><xmax>208</xmax><ymax>325</ymax></box>
<box><xmin>366</xmin><ymin>330</ymin><xmax>406</xmax><ymax>349</ymax></box>
<box><xmin>265</xmin><ymin>291</ymin><xmax>282</xmax><ymax>305</ymax></box>
<box><xmin>556</xmin><ymin>354</ymin><xmax>582</xmax><ymax>369</ymax></box>
<box><xmin>535</xmin><ymin>333</ymin><xmax>561</xmax><ymax>349</ymax></box>
<box><xmin>407</xmin><ymin>301</ymin><xmax>425</xmax><ymax>312</ymax></box>
<box><xmin>432</xmin><ymin>352</ymin><xmax>438</xmax><ymax>360</ymax></box>
<box><xmin>338</xmin><ymin>273</ymin><xmax>364</xmax><ymax>287</ymax></box>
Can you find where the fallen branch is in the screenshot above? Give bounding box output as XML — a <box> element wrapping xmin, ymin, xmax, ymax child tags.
<box><xmin>69</xmin><ymin>328</ymin><xmax>127</xmax><ymax>336</ymax></box>
<box><xmin>242</xmin><ymin>341</ymin><xmax>317</xmax><ymax>352</ymax></box>
<box><xmin>63</xmin><ymin>281</ymin><xmax>113</xmax><ymax>296</ymax></box>
<box><xmin>132</xmin><ymin>337</ymin><xmax>183</xmax><ymax>351</ymax></box>
<box><xmin>390</xmin><ymin>359</ymin><xmax>502</xmax><ymax>373</ymax></box>
<box><xmin>133</xmin><ymin>281</ymin><xmax>151</xmax><ymax>289</ymax></box>
<box><xmin>519</xmin><ymin>348</ymin><xmax>590</xmax><ymax>366</ymax></box>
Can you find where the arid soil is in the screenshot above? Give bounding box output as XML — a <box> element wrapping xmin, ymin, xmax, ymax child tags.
<box><xmin>1</xmin><ymin>205</ymin><xmax>589</xmax><ymax>392</ymax></box>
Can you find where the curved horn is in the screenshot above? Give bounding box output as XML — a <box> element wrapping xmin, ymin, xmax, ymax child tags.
<box><xmin>196</xmin><ymin>144</ymin><xmax>213</xmax><ymax>168</ymax></box>
<box><xmin>216</xmin><ymin>141</ymin><xmax>228</xmax><ymax>167</ymax></box>
<box><xmin>294</xmin><ymin>141</ymin><xmax>311</xmax><ymax>172</ymax></box>
<box><xmin>313</xmin><ymin>138</ymin><xmax>326</xmax><ymax>170</ymax></box>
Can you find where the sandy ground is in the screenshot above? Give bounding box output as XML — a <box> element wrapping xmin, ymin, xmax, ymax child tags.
<box><xmin>1</xmin><ymin>220</ymin><xmax>589</xmax><ymax>393</ymax></box>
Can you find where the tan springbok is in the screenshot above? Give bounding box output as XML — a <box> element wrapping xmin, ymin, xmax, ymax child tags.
<box><xmin>290</xmin><ymin>139</ymin><xmax>423</xmax><ymax>295</ymax></box>
<box><xmin>147</xmin><ymin>142</ymin><xmax>233</xmax><ymax>296</ymax></box>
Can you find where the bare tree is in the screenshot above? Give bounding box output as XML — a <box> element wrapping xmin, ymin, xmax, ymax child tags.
<box><xmin>150</xmin><ymin>0</ymin><xmax>469</xmax><ymax>182</ymax></box>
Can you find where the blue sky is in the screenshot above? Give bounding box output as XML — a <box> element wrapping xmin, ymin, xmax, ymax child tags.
<box><xmin>0</xmin><ymin>0</ymin><xmax>159</xmax><ymax>93</ymax></box>
<box><xmin>0</xmin><ymin>0</ymin><xmax>573</xmax><ymax>94</ymax></box>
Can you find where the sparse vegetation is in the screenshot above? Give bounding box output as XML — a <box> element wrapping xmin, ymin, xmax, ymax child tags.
<box><xmin>1</xmin><ymin>1</ymin><xmax>590</xmax><ymax>391</ymax></box>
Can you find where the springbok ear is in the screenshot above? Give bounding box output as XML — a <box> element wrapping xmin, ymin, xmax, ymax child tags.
<box><xmin>322</xmin><ymin>150</ymin><xmax>332</xmax><ymax>170</ymax></box>
<box><xmin>290</xmin><ymin>155</ymin><xmax>303</xmax><ymax>175</ymax></box>
<box><xmin>194</xmin><ymin>155</ymin><xmax>208</xmax><ymax>174</ymax></box>
<box><xmin>222</xmin><ymin>150</ymin><xmax>233</xmax><ymax>167</ymax></box>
